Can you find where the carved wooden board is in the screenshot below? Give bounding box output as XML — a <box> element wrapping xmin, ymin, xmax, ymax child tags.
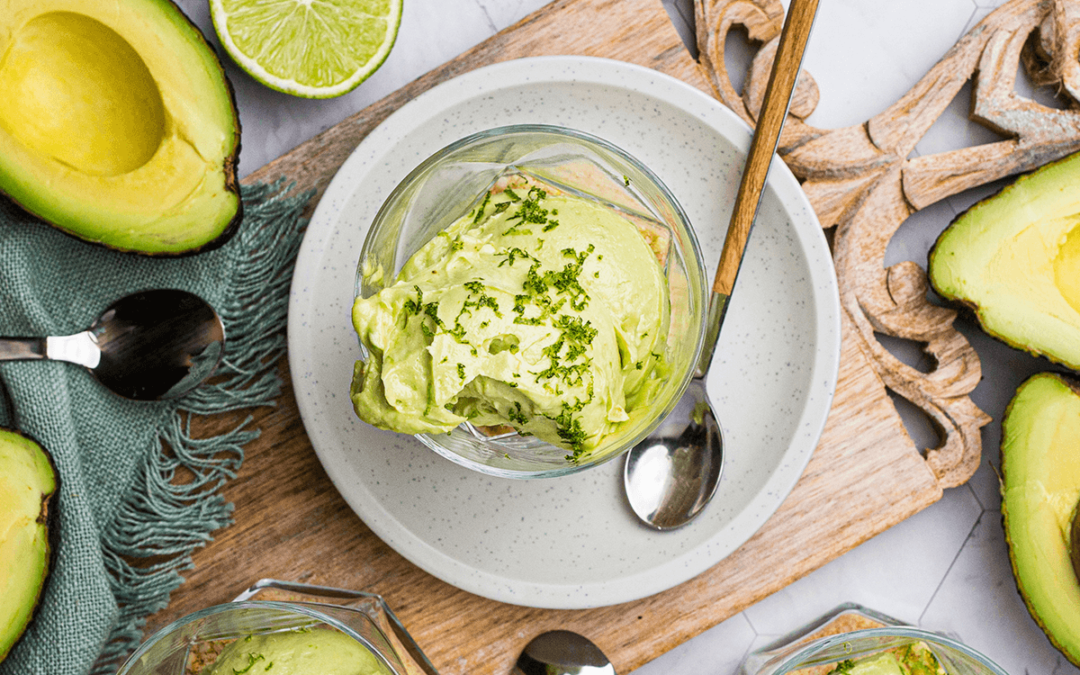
<box><xmin>698</xmin><ymin>0</ymin><xmax>1080</xmax><ymax>488</ymax></box>
<box><xmin>140</xmin><ymin>0</ymin><xmax>980</xmax><ymax>672</ymax></box>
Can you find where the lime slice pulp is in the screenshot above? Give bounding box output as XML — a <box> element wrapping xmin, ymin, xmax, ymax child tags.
<box><xmin>209</xmin><ymin>0</ymin><xmax>402</xmax><ymax>99</ymax></box>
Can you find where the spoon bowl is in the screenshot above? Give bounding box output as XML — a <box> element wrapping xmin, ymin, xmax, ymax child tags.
<box><xmin>624</xmin><ymin>378</ymin><xmax>723</xmax><ymax>530</ymax></box>
<box><xmin>0</xmin><ymin>289</ymin><xmax>225</xmax><ymax>401</ymax></box>
<box><xmin>513</xmin><ymin>630</ymin><xmax>616</xmax><ymax>675</ymax></box>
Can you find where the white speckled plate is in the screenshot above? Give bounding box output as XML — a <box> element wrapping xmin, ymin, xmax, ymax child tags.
<box><xmin>288</xmin><ymin>56</ymin><xmax>840</xmax><ymax>609</ymax></box>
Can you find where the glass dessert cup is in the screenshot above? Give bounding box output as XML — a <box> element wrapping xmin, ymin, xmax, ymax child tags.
<box><xmin>742</xmin><ymin>604</ymin><xmax>1009</xmax><ymax>675</ymax></box>
<box><xmin>115</xmin><ymin>579</ymin><xmax>436</xmax><ymax>675</ymax></box>
<box><xmin>355</xmin><ymin>124</ymin><xmax>707</xmax><ymax>479</ymax></box>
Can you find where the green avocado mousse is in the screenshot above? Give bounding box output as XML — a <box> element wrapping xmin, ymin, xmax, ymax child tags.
<box><xmin>200</xmin><ymin>629</ymin><xmax>392</xmax><ymax>675</ymax></box>
<box><xmin>350</xmin><ymin>179</ymin><xmax>670</xmax><ymax>460</ymax></box>
<box><xmin>820</xmin><ymin>642</ymin><xmax>947</xmax><ymax>675</ymax></box>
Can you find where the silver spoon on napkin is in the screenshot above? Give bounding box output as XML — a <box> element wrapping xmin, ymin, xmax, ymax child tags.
<box><xmin>623</xmin><ymin>0</ymin><xmax>820</xmax><ymax>530</ymax></box>
<box><xmin>0</xmin><ymin>289</ymin><xmax>224</xmax><ymax>401</ymax></box>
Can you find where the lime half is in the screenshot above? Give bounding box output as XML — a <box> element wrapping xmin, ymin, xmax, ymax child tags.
<box><xmin>209</xmin><ymin>0</ymin><xmax>402</xmax><ymax>99</ymax></box>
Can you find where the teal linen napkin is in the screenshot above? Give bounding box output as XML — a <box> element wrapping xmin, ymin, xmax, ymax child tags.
<box><xmin>0</xmin><ymin>182</ymin><xmax>312</xmax><ymax>675</ymax></box>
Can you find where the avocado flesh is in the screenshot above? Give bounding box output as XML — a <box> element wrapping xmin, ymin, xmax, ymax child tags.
<box><xmin>1002</xmin><ymin>373</ymin><xmax>1080</xmax><ymax>665</ymax></box>
<box><xmin>928</xmin><ymin>151</ymin><xmax>1080</xmax><ymax>370</ymax></box>
<box><xmin>0</xmin><ymin>428</ymin><xmax>57</xmax><ymax>663</ymax></box>
<box><xmin>0</xmin><ymin>1</ymin><xmax>241</xmax><ymax>255</ymax></box>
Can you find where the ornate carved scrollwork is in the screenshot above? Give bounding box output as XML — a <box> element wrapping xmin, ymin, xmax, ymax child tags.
<box><xmin>696</xmin><ymin>0</ymin><xmax>1080</xmax><ymax>487</ymax></box>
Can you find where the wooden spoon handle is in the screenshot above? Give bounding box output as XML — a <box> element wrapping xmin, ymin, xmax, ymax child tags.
<box><xmin>712</xmin><ymin>0</ymin><xmax>819</xmax><ymax>296</ymax></box>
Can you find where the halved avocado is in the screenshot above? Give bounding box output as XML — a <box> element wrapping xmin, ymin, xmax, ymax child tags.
<box><xmin>1001</xmin><ymin>372</ymin><xmax>1080</xmax><ymax>665</ymax></box>
<box><xmin>0</xmin><ymin>1</ymin><xmax>241</xmax><ymax>255</ymax></box>
<box><xmin>0</xmin><ymin>428</ymin><xmax>58</xmax><ymax>663</ymax></box>
<box><xmin>928</xmin><ymin>151</ymin><xmax>1080</xmax><ymax>370</ymax></box>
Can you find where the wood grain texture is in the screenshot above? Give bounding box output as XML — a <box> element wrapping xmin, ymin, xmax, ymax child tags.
<box><xmin>698</xmin><ymin>0</ymin><xmax>1080</xmax><ymax>488</ymax></box>
<box><xmin>145</xmin><ymin>0</ymin><xmax>943</xmax><ymax>673</ymax></box>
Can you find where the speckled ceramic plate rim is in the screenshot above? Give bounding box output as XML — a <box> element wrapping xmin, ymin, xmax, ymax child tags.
<box><xmin>288</xmin><ymin>56</ymin><xmax>841</xmax><ymax>608</ymax></box>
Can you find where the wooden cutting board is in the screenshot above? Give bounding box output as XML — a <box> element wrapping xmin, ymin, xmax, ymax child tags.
<box><xmin>145</xmin><ymin>0</ymin><xmax>943</xmax><ymax>672</ymax></box>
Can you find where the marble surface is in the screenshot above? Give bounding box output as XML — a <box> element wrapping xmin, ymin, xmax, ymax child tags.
<box><xmin>173</xmin><ymin>0</ymin><xmax>1077</xmax><ymax>672</ymax></box>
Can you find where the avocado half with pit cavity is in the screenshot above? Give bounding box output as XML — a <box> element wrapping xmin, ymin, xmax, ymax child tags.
<box><xmin>0</xmin><ymin>0</ymin><xmax>241</xmax><ymax>255</ymax></box>
<box><xmin>928</xmin><ymin>151</ymin><xmax>1080</xmax><ymax>370</ymax></box>
<box><xmin>1002</xmin><ymin>372</ymin><xmax>1080</xmax><ymax>665</ymax></box>
<box><xmin>0</xmin><ymin>428</ymin><xmax>58</xmax><ymax>663</ymax></box>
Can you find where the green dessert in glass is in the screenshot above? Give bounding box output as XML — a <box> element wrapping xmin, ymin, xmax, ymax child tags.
<box><xmin>820</xmin><ymin>642</ymin><xmax>947</xmax><ymax>675</ymax></box>
<box><xmin>351</xmin><ymin>177</ymin><xmax>670</xmax><ymax>460</ymax></box>
<box><xmin>200</xmin><ymin>628</ymin><xmax>392</xmax><ymax>675</ymax></box>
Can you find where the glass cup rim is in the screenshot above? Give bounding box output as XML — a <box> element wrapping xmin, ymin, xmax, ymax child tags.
<box><xmin>355</xmin><ymin>123</ymin><xmax>708</xmax><ymax>479</ymax></box>
<box><xmin>766</xmin><ymin>626</ymin><xmax>1010</xmax><ymax>675</ymax></box>
<box><xmin>356</xmin><ymin>123</ymin><xmax>704</xmax><ymax>295</ymax></box>
<box><xmin>115</xmin><ymin>600</ymin><xmax>402</xmax><ymax>675</ymax></box>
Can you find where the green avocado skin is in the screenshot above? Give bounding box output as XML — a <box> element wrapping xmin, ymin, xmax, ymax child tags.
<box><xmin>201</xmin><ymin>629</ymin><xmax>391</xmax><ymax>675</ymax></box>
<box><xmin>1001</xmin><ymin>372</ymin><xmax>1080</xmax><ymax>667</ymax></box>
<box><xmin>927</xmin><ymin>150</ymin><xmax>1080</xmax><ymax>371</ymax></box>
<box><xmin>0</xmin><ymin>427</ymin><xmax>58</xmax><ymax>664</ymax></box>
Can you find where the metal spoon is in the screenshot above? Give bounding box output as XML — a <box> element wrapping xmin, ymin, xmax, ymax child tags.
<box><xmin>512</xmin><ymin>630</ymin><xmax>616</xmax><ymax>675</ymax></box>
<box><xmin>624</xmin><ymin>0</ymin><xmax>820</xmax><ymax>530</ymax></box>
<box><xmin>0</xmin><ymin>289</ymin><xmax>225</xmax><ymax>401</ymax></box>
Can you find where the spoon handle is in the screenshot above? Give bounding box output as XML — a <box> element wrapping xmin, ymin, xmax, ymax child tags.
<box><xmin>713</xmin><ymin>0</ymin><xmax>819</xmax><ymax>297</ymax></box>
<box><xmin>0</xmin><ymin>334</ymin><xmax>101</xmax><ymax>368</ymax></box>
<box><xmin>0</xmin><ymin>338</ymin><xmax>47</xmax><ymax>361</ymax></box>
<box><xmin>696</xmin><ymin>0</ymin><xmax>819</xmax><ymax>378</ymax></box>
